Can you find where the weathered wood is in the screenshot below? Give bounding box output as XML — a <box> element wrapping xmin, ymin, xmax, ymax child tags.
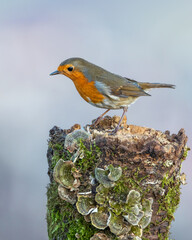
<box><xmin>46</xmin><ymin>116</ymin><xmax>188</xmax><ymax>240</ymax></box>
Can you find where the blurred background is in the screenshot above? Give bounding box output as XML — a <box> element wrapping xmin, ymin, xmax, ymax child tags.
<box><xmin>0</xmin><ymin>0</ymin><xmax>192</xmax><ymax>239</ymax></box>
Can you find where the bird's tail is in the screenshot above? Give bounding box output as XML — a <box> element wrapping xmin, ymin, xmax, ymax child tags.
<box><xmin>138</xmin><ymin>82</ymin><xmax>175</xmax><ymax>90</ymax></box>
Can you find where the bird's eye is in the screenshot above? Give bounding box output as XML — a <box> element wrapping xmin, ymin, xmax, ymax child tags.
<box><xmin>67</xmin><ymin>66</ymin><xmax>73</xmax><ymax>72</ymax></box>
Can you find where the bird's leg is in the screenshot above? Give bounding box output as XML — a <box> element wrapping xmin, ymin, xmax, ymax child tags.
<box><xmin>112</xmin><ymin>107</ymin><xmax>128</xmax><ymax>134</ymax></box>
<box><xmin>93</xmin><ymin>109</ymin><xmax>110</xmax><ymax>126</ymax></box>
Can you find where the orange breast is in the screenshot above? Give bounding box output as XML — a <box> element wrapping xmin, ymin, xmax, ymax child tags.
<box><xmin>67</xmin><ymin>71</ymin><xmax>105</xmax><ymax>104</ymax></box>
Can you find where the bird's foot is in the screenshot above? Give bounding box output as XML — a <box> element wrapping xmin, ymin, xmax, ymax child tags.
<box><xmin>91</xmin><ymin>117</ymin><xmax>101</xmax><ymax>128</ymax></box>
<box><xmin>108</xmin><ymin>126</ymin><xmax>121</xmax><ymax>135</ymax></box>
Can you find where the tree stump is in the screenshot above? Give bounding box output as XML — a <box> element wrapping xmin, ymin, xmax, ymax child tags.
<box><xmin>46</xmin><ymin>116</ymin><xmax>188</xmax><ymax>240</ymax></box>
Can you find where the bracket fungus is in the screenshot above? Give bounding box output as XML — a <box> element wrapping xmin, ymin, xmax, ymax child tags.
<box><xmin>95</xmin><ymin>168</ymin><xmax>115</xmax><ymax>188</ymax></box>
<box><xmin>95</xmin><ymin>165</ymin><xmax>122</xmax><ymax>188</ymax></box>
<box><xmin>53</xmin><ymin>159</ymin><xmax>153</xmax><ymax>238</ymax></box>
<box><xmin>95</xmin><ymin>184</ymin><xmax>110</xmax><ymax>205</ymax></box>
<box><xmin>95</xmin><ymin>192</ymin><xmax>106</xmax><ymax>205</ymax></box>
<box><xmin>58</xmin><ymin>184</ymin><xmax>76</xmax><ymax>204</ymax></box>
<box><xmin>64</xmin><ymin>129</ymin><xmax>90</xmax><ymax>152</ymax></box>
<box><xmin>123</xmin><ymin>190</ymin><xmax>153</xmax><ymax>228</ymax></box>
<box><xmin>131</xmin><ymin>226</ymin><xmax>143</xmax><ymax>238</ymax></box>
<box><xmin>139</xmin><ymin>198</ymin><xmax>153</xmax><ymax>229</ymax></box>
<box><xmin>107</xmin><ymin>211</ymin><xmax>125</xmax><ymax>235</ymax></box>
<box><xmin>107</xmin><ymin>164</ymin><xmax>122</xmax><ymax>182</ymax></box>
<box><xmin>133</xmin><ymin>237</ymin><xmax>142</xmax><ymax>240</ymax></box>
<box><xmin>90</xmin><ymin>210</ymin><xmax>109</xmax><ymax>230</ymax></box>
<box><xmin>76</xmin><ymin>193</ymin><xmax>96</xmax><ymax>216</ymax></box>
<box><xmin>123</xmin><ymin>190</ymin><xmax>144</xmax><ymax>226</ymax></box>
<box><xmin>77</xmin><ymin>165</ymin><xmax>152</xmax><ymax>237</ymax></box>
<box><xmin>53</xmin><ymin>159</ymin><xmax>80</xmax><ymax>191</ymax></box>
<box><xmin>126</xmin><ymin>190</ymin><xmax>141</xmax><ymax>204</ymax></box>
<box><xmin>90</xmin><ymin>233</ymin><xmax>111</xmax><ymax>240</ymax></box>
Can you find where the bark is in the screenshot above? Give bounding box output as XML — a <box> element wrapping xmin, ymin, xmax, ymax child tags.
<box><xmin>46</xmin><ymin>116</ymin><xmax>188</xmax><ymax>240</ymax></box>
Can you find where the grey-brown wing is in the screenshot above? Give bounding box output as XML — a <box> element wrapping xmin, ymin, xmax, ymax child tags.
<box><xmin>95</xmin><ymin>73</ymin><xmax>150</xmax><ymax>98</ymax></box>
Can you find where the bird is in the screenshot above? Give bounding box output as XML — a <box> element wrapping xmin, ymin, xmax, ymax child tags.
<box><xmin>50</xmin><ymin>57</ymin><xmax>175</xmax><ymax>133</ymax></box>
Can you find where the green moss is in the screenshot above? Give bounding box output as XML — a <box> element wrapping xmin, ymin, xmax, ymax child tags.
<box><xmin>158</xmin><ymin>174</ymin><xmax>180</xmax><ymax>220</ymax></box>
<box><xmin>49</xmin><ymin>142</ymin><xmax>72</xmax><ymax>169</ymax></box>
<box><xmin>158</xmin><ymin>233</ymin><xmax>164</xmax><ymax>240</ymax></box>
<box><xmin>156</xmin><ymin>173</ymin><xmax>181</xmax><ymax>239</ymax></box>
<box><xmin>47</xmin><ymin>182</ymin><xmax>73</xmax><ymax>239</ymax></box>
<box><xmin>113</xmin><ymin>173</ymin><xmax>143</xmax><ymax>198</ymax></box>
<box><xmin>113</xmin><ymin>176</ymin><xmax>129</xmax><ymax>198</ymax></box>
<box><xmin>157</xmin><ymin>232</ymin><xmax>175</xmax><ymax>240</ymax></box>
<box><xmin>182</xmin><ymin>146</ymin><xmax>190</xmax><ymax>160</ymax></box>
<box><xmin>67</xmin><ymin>217</ymin><xmax>97</xmax><ymax>240</ymax></box>
<box><xmin>47</xmin><ymin>182</ymin><xmax>97</xmax><ymax>240</ymax></box>
<box><xmin>131</xmin><ymin>226</ymin><xmax>142</xmax><ymax>237</ymax></box>
<box><xmin>112</xmin><ymin>167</ymin><xmax>151</xmax><ymax>204</ymax></box>
<box><xmin>143</xmin><ymin>224</ymin><xmax>151</xmax><ymax>239</ymax></box>
<box><xmin>133</xmin><ymin>167</ymin><xmax>140</xmax><ymax>179</ymax></box>
<box><xmin>133</xmin><ymin>167</ymin><xmax>148</xmax><ymax>183</ymax></box>
<box><xmin>75</xmin><ymin>140</ymin><xmax>101</xmax><ymax>173</ymax></box>
<box><xmin>143</xmin><ymin>224</ymin><xmax>150</xmax><ymax>234</ymax></box>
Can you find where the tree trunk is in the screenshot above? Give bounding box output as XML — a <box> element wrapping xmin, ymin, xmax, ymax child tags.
<box><xmin>46</xmin><ymin>116</ymin><xmax>188</xmax><ymax>240</ymax></box>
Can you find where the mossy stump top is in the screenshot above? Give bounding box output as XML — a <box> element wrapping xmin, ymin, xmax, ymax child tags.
<box><xmin>47</xmin><ymin>116</ymin><xmax>188</xmax><ymax>240</ymax></box>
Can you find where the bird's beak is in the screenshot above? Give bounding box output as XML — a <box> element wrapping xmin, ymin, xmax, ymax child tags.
<box><xmin>50</xmin><ymin>70</ymin><xmax>60</xmax><ymax>76</ymax></box>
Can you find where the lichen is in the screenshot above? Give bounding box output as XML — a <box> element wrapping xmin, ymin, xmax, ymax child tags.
<box><xmin>163</xmin><ymin>159</ymin><xmax>173</xmax><ymax>167</ymax></box>
<box><xmin>179</xmin><ymin>173</ymin><xmax>187</xmax><ymax>185</ymax></box>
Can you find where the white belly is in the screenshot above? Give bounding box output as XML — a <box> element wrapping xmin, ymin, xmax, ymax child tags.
<box><xmin>89</xmin><ymin>96</ymin><xmax>138</xmax><ymax>109</ymax></box>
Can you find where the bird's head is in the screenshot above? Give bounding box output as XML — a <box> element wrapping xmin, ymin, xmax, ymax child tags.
<box><xmin>50</xmin><ymin>57</ymin><xmax>90</xmax><ymax>81</ymax></box>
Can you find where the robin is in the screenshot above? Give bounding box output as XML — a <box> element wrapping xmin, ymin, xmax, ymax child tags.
<box><xmin>50</xmin><ymin>57</ymin><xmax>175</xmax><ymax>133</ymax></box>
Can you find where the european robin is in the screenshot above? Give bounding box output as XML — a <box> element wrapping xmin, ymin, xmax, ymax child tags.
<box><xmin>50</xmin><ymin>58</ymin><xmax>175</xmax><ymax>133</ymax></box>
